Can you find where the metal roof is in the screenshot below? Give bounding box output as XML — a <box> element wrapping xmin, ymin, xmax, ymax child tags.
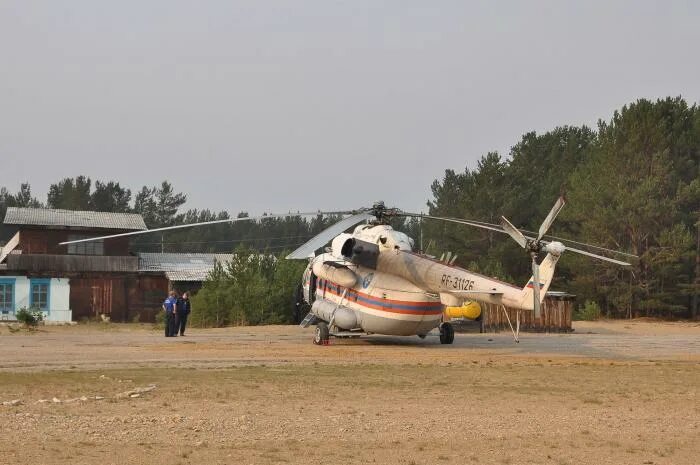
<box><xmin>164</xmin><ymin>269</ymin><xmax>213</xmax><ymax>281</ymax></box>
<box><xmin>138</xmin><ymin>253</ymin><xmax>234</xmax><ymax>282</ymax></box>
<box><xmin>3</xmin><ymin>207</ymin><xmax>147</xmax><ymax>231</ymax></box>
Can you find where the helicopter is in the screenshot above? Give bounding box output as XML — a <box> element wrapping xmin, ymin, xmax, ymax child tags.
<box><xmin>61</xmin><ymin>197</ymin><xmax>633</xmax><ymax>345</ymax></box>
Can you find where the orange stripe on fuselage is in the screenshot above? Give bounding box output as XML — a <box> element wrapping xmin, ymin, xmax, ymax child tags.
<box><xmin>317</xmin><ymin>279</ymin><xmax>443</xmax><ymax>315</ymax></box>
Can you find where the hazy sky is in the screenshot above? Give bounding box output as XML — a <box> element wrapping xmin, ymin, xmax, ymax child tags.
<box><xmin>1</xmin><ymin>1</ymin><xmax>698</xmax><ymax>215</ymax></box>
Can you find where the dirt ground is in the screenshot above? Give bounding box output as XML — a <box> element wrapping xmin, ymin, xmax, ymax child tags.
<box><xmin>0</xmin><ymin>320</ymin><xmax>698</xmax><ymax>465</ymax></box>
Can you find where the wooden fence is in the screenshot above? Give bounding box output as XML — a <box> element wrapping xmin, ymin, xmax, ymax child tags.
<box><xmin>479</xmin><ymin>293</ymin><xmax>575</xmax><ymax>333</ymax></box>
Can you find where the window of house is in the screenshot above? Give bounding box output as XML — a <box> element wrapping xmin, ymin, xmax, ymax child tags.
<box><xmin>0</xmin><ymin>279</ymin><xmax>14</xmax><ymax>312</ymax></box>
<box><xmin>66</xmin><ymin>235</ymin><xmax>105</xmax><ymax>255</ymax></box>
<box><xmin>30</xmin><ymin>279</ymin><xmax>50</xmax><ymax>312</ymax></box>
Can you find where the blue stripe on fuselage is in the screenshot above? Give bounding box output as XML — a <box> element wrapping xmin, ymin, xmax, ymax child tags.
<box><xmin>317</xmin><ymin>279</ymin><xmax>442</xmax><ymax>312</ymax></box>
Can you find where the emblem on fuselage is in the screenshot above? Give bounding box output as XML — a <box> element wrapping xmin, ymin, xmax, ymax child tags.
<box><xmin>362</xmin><ymin>273</ymin><xmax>374</xmax><ymax>289</ymax></box>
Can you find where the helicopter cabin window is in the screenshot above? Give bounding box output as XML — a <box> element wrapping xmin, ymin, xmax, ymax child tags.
<box><xmin>66</xmin><ymin>235</ymin><xmax>105</xmax><ymax>256</ymax></box>
<box><xmin>388</xmin><ymin>231</ymin><xmax>414</xmax><ymax>251</ymax></box>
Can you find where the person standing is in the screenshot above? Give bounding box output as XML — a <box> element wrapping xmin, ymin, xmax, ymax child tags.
<box><xmin>162</xmin><ymin>291</ymin><xmax>178</xmax><ymax>337</ymax></box>
<box><xmin>177</xmin><ymin>291</ymin><xmax>191</xmax><ymax>336</ymax></box>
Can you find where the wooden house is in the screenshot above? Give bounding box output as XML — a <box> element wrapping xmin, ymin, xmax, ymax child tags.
<box><xmin>0</xmin><ymin>207</ymin><xmax>168</xmax><ymax>322</ymax></box>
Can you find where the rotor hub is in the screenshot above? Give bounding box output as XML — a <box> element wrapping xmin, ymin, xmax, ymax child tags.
<box><xmin>368</xmin><ymin>201</ymin><xmax>401</xmax><ymax>224</ymax></box>
<box><xmin>526</xmin><ymin>239</ymin><xmax>543</xmax><ymax>255</ymax></box>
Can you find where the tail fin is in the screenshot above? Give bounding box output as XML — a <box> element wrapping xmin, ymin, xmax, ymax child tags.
<box><xmin>518</xmin><ymin>251</ymin><xmax>562</xmax><ymax>310</ymax></box>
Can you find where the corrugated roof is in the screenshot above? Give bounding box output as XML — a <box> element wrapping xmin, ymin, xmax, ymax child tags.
<box><xmin>3</xmin><ymin>207</ymin><xmax>147</xmax><ymax>231</ymax></box>
<box><xmin>164</xmin><ymin>270</ymin><xmax>212</xmax><ymax>281</ymax></box>
<box><xmin>138</xmin><ymin>253</ymin><xmax>234</xmax><ymax>282</ymax></box>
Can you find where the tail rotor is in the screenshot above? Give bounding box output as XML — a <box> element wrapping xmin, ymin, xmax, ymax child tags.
<box><xmin>500</xmin><ymin>196</ymin><xmax>567</xmax><ymax>318</ymax></box>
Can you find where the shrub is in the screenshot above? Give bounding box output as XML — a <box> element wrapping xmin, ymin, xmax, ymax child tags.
<box><xmin>154</xmin><ymin>309</ymin><xmax>166</xmax><ymax>329</ymax></box>
<box><xmin>575</xmin><ymin>300</ymin><xmax>602</xmax><ymax>321</ymax></box>
<box><xmin>15</xmin><ymin>307</ymin><xmax>44</xmax><ymax>327</ymax></box>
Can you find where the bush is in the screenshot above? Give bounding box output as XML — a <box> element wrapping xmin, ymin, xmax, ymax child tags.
<box><xmin>15</xmin><ymin>307</ymin><xmax>44</xmax><ymax>327</ymax></box>
<box><xmin>154</xmin><ymin>309</ymin><xmax>166</xmax><ymax>329</ymax></box>
<box><xmin>575</xmin><ymin>300</ymin><xmax>602</xmax><ymax>321</ymax></box>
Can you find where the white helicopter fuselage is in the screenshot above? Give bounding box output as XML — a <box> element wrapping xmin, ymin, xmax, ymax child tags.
<box><xmin>303</xmin><ymin>255</ymin><xmax>444</xmax><ymax>336</ymax></box>
<box><xmin>302</xmin><ymin>224</ymin><xmax>564</xmax><ymax>337</ymax></box>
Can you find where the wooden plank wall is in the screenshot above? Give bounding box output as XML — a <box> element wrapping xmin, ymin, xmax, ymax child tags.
<box><xmin>7</xmin><ymin>254</ymin><xmax>138</xmax><ymax>273</ymax></box>
<box><xmin>70</xmin><ymin>275</ymin><xmax>169</xmax><ymax>322</ymax></box>
<box><xmin>126</xmin><ymin>276</ymin><xmax>169</xmax><ymax>323</ymax></box>
<box><xmin>480</xmin><ymin>296</ymin><xmax>574</xmax><ymax>333</ymax></box>
<box><xmin>70</xmin><ymin>278</ymin><xmax>125</xmax><ymax>321</ymax></box>
<box><xmin>17</xmin><ymin>229</ymin><xmax>131</xmax><ymax>255</ymax></box>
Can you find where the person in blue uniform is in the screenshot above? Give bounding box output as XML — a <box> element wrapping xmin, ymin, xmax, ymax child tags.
<box><xmin>177</xmin><ymin>291</ymin><xmax>191</xmax><ymax>336</ymax></box>
<box><xmin>163</xmin><ymin>291</ymin><xmax>178</xmax><ymax>337</ymax></box>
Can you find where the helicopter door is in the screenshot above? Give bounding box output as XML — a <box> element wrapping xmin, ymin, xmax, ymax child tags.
<box><xmin>309</xmin><ymin>272</ymin><xmax>317</xmax><ymax>303</ymax></box>
<box><xmin>301</xmin><ymin>266</ymin><xmax>317</xmax><ymax>304</ymax></box>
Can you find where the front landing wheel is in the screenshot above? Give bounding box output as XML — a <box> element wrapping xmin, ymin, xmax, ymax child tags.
<box><xmin>439</xmin><ymin>322</ymin><xmax>454</xmax><ymax>345</ymax></box>
<box><xmin>313</xmin><ymin>322</ymin><xmax>330</xmax><ymax>345</ymax></box>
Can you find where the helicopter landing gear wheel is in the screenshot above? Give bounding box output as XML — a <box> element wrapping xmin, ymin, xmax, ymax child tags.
<box><xmin>313</xmin><ymin>322</ymin><xmax>330</xmax><ymax>345</ymax></box>
<box><xmin>439</xmin><ymin>322</ymin><xmax>454</xmax><ymax>345</ymax></box>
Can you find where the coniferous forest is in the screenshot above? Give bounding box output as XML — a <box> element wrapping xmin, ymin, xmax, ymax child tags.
<box><xmin>1</xmin><ymin>97</ymin><xmax>698</xmax><ymax>320</ymax></box>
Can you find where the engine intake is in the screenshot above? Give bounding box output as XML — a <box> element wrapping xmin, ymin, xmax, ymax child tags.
<box><xmin>330</xmin><ymin>234</ymin><xmax>379</xmax><ymax>269</ymax></box>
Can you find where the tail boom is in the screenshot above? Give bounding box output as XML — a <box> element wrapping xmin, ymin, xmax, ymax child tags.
<box><xmin>513</xmin><ymin>242</ymin><xmax>564</xmax><ymax>311</ymax></box>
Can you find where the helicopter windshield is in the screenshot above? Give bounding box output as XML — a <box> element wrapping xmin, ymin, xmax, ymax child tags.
<box><xmin>387</xmin><ymin>230</ymin><xmax>414</xmax><ymax>251</ymax></box>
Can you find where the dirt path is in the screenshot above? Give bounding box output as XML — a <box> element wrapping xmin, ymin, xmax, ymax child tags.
<box><xmin>1</xmin><ymin>321</ymin><xmax>698</xmax><ymax>465</ymax></box>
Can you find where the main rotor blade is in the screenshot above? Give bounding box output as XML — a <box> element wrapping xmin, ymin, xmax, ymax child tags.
<box><xmin>560</xmin><ymin>245</ymin><xmax>632</xmax><ymax>266</ymax></box>
<box><xmin>401</xmin><ymin>213</ymin><xmax>507</xmax><ymax>234</ymax></box>
<box><xmin>532</xmin><ymin>257</ymin><xmax>541</xmax><ymax>319</ymax></box>
<box><xmin>538</xmin><ymin>196</ymin><xmax>566</xmax><ymax>241</ymax></box>
<box><xmin>401</xmin><ymin>212</ymin><xmax>636</xmax><ymax>264</ymax></box>
<box><xmin>534</xmin><ymin>232</ymin><xmax>637</xmax><ymax>258</ymax></box>
<box><xmin>59</xmin><ymin>211</ymin><xmax>352</xmax><ymax>246</ymax></box>
<box><xmin>286</xmin><ymin>212</ymin><xmax>374</xmax><ymax>259</ymax></box>
<box><xmin>421</xmin><ymin>215</ymin><xmax>638</xmax><ymax>259</ymax></box>
<box><xmin>500</xmin><ymin>216</ymin><xmax>528</xmax><ymax>249</ymax></box>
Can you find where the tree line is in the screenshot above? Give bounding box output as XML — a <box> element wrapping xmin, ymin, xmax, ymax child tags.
<box><xmin>0</xmin><ymin>178</ymin><xmax>356</xmax><ymax>253</ymax></box>
<box><xmin>423</xmin><ymin>97</ymin><xmax>699</xmax><ymax>319</ymax></box>
<box><xmin>1</xmin><ymin>97</ymin><xmax>698</xmax><ymax>320</ymax></box>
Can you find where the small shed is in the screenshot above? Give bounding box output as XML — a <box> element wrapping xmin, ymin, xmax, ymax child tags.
<box><xmin>138</xmin><ymin>253</ymin><xmax>234</xmax><ymax>294</ymax></box>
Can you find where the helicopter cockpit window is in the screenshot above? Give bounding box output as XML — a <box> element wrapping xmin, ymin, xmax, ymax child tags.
<box><xmin>388</xmin><ymin>231</ymin><xmax>413</xmax><ymax>251</ymax></box>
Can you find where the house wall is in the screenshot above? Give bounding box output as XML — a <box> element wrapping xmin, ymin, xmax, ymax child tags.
<box><xmin>68</xmin><ymin>275</ymin><xmax>169</xmax><ymax>322</ymax></box>
<box><xmin>128</xmin><ymin>275</ymin><xmax>170</xmax><ymax>323</ymax></box>
<box><xmin>0</xmin><ymin>276</ymin><xmax>72</xmax><ymax>322</ymax></box>
<box><xmin>17</xmin><ymin>228</ymin><xmax>131</xmax><ymax>256</ymax></box>
<box><xmin>6</xmin><ymin>254</ymin><xmax>138</xmax><ymax>273</ymax></box>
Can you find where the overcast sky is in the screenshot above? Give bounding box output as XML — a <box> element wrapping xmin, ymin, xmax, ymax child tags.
<box><xmin>1</xmin><ymin>1</ymin><xmax>698</xmax><ymax>215</ymax></box>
